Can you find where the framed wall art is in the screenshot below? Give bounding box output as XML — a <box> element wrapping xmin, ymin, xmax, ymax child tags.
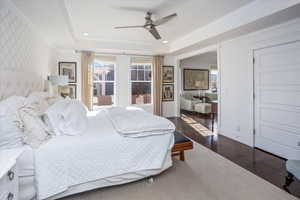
<box><xmin>162</xmin><ymin>84</ymin><xmax>174</xmax><ymax>101</ymax></box>
<box><xmin>60</xmin><ymin>84</ymin><xmax>77</xmax><ymax>99</ymax></box>
<box><xmin>183</xmin><ymin>69</ymin><xmax>209</xmax><ymax>90</ymax></box>
<box><xmin>59</xmin><ymin>62</ymin><xmax>77</xmax><ymax>83</ymax></box>
<box><xmin>162</xmin><ymin>65</ymin><xmax>174</xmax><ymax>83</ymax></box>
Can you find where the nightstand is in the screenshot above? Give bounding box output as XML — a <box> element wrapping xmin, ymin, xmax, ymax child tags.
<box><xmin>0</xmin><ymin>148</ymin><xmax>24</xmax><ymax>200</ymax></box>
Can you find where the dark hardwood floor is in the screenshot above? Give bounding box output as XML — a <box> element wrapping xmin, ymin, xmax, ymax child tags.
<box><xmin>169</xmin><ymin>111</ymin><xmax>300</xmax><ymax>198</ymax></box>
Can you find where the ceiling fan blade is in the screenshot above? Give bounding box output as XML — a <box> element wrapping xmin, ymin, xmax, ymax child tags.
<box><xmin>111</xmin><ymin>5</ymin><xmax>149</xmax><ymax>13</ymax></box>
<box><xmin>153</xmin><ymin>13</ymin><xmax>177</xmax><ymax>26</ymax></box>
<box><xmin>148</xmin><ymin>26</ymin><xmax>161</xmax><ymax>40</ymax></box>
<box><xmin>114</xmin><ymin>25</ymin><xmax>144</xmax><ymax>29</ymax></box>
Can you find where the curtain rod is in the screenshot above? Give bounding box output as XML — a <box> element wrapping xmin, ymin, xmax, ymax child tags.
<box><xmin>75</xmin><ymin>50</ymin><xmax>156</xmax><ymax>57</ymax></box>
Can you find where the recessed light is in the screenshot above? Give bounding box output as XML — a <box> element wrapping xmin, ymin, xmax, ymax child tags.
<box><xmin>83</xmin><ymin>32</ymin><xmax>89</xmax><ymax>36</ymax></box>
<box><xmin>162</xmin><ymin>40</ymin><xmax>168</xmax><ymax>44</ymax></box>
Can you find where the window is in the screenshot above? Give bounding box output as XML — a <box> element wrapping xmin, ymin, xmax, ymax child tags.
<box><xmin>92</xmin><ymin>58</ymin><xmax>115</xmax><ymax>107</ymax></box>
<box><xmin>210</xmin><ymin>70</ymin><xmax>218</xmax><ymax>93</ymax></box>
<box><xmin>130</xmin><ymin>62</ymin><xmax>152</xmax><ymax>105</ymax></box>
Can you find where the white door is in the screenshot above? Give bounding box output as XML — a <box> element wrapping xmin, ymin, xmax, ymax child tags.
<box><xmin>254</xmin><ymin>41</ymin><xmax>300</xmax><ymax>159</ymax></box>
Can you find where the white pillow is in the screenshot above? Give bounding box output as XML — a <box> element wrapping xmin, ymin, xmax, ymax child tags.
<box><xmin>26</xmin><ymin>92</ymin><xmax>51</xmax><ymax>104</ymax></box>
<box><xmin>26</xmin><ymin>93</ymin><xmax>63</xmax><ymax>116</ymax></box>
<box><xmin>18</xmin><ymin>105</ymin><xmax>52</xmax><ymax>148</ymax></box>
<box><xmin>44</xmin><ymin>99</ymin><xmax>88</xmax><ymax>136</ymax></box>
<box><xmin>0</xmin><ymin>96</ymin><xmax>25</xmax><ymax>150</ymax></box>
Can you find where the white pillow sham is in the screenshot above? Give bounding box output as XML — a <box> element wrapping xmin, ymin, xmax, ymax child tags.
<box><xmin>0</xmin><ymin>96</ymin><xmax>25</xmax><ymax>150</ymax></box>
<box><xmin>18</xmin><ymin>104</ymin><xmax>52</xmax><ymax>148</ymax></box>
<box><xmin>26</xmin><ymin>92</ymin><xmax>51</xmax><ymax>104</ymax></box>
<box><xmin>25</xmin><ymin>92</ymin><xmax>62</xmax><ymax>116</ymax></box>
<box><xmin>44</xmin><ymin>99</ymin><xmax>88</xmax><ymax>136</ymax></box>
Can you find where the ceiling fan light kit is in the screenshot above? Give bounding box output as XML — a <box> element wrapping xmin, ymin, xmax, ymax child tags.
<box><xmin>114</xmin><ymin>12</ymin><xmax>177</xmax><ymax>40</ymax></box>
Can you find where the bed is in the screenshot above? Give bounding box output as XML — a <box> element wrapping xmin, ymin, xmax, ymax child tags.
<box><xmin>0</xmin><ymin>73</ymin><xmax>175</xmax><ymax>200</ymax></box>
<box><xmin>0</xmin><ymin>70</ymin><xmax>175</xmax><ymax>200</ymax></box>
<box><xmin>17</xmin><ymin>109</ymin><xmax>174</xmax><ymax>200</ymax></box>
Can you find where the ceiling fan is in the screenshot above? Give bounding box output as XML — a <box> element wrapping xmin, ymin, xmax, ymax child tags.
<box><xmin>114</xmin><ymin>12</ymin><xmax>177</xmax><ymax>40</ymax></box>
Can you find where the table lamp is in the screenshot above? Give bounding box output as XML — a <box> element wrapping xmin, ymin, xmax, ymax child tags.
<box><xmin>47</xmin><ymin>75</ymin><xmax>68</xmax><ymax>96</ymax></box>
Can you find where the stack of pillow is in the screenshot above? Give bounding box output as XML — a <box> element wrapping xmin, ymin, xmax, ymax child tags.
<box><xmin>0</xmin><ymin>92</ymin><xmax>88</xmax><ymax>150</ymax></box>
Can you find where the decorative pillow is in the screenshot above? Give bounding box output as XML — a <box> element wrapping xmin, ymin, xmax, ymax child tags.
<box><xmin>26</xmin><ymin>92</ymin><xmax>51</xmax><ymax>104</ymax></box>
<box><xmin>25</xmin><ymin>93</ymin><xmax>63</xmax><ymax>116</ymax></box>
<box><xmin>44</xmin><ymin>99</ymin><xmax>88</xmax><ymax>136</ymax></box>
<box><xmin>0</xmin><ymin>96</ymin><xmax>26</xmax><ymax>150</ymax></box>
<box><xmin>45</xmin><ymin>96</ymin><xmax>63</xmax><ymax>106</ymax></box>
<box><xmin>18</xmin><ymin>105</ymin><xmax>52</xmax><ymax>148</ymax></box>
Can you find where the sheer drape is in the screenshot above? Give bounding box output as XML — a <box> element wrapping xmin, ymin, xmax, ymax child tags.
<box><xmin>153</xmin><ymin>55</ymin><xmax>164</xmax><ymax>116</ymax></box>
<box><xmin>81</xmin><ymin>51</ymin><xmax>94</xmax><ymax>110</ymax></box>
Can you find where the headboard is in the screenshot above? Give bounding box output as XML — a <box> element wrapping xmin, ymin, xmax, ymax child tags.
<box><xmin>0</xmin><ymin>1</ymin><xmax>48</xmax><ymax>101</ymax></box>
<box><xmin>0</xmin><ymin>71</ymin><xmax>44</xmax><ymax>101</ymax></box>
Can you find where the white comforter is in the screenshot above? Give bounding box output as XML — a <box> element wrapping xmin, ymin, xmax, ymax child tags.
<box><xmin>106</xmin><ymin>107</ymin><xmax>176</xmax><ymax>137</ymax></box>
<box><xmin>35</xmin><ymin>111</ymin><xmax>174</xmax><ymax>200</ymax></box>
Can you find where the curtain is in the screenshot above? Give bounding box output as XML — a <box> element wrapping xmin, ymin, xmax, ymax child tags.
<box><xmin>81</xmin><ymin>51</ymin><xmax>94</xmax><ymax>110</ymax></box>
<box><xmin>153</xmin><ymin>55</ymin><xmax>164</xmax><ymax>116</ymax></box>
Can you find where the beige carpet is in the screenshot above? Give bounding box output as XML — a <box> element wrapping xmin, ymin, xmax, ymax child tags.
<box><xmin>61</xmin><ymin>143</ymin><xmax>298</xmax><ymax>200</ymax></box>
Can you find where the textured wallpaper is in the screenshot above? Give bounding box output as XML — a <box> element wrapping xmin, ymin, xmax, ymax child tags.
<box><xmin>0</xmin><ymin>0</ymin><xmax>53</xmax><ymax>99</ymax></box>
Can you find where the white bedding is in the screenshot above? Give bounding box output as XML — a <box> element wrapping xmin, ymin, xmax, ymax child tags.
<box><xmin>34</xmin><ymin>110</ymin><xmax>174</xmax><ymax>200</ymax></box>
<box><xmin>106</xmin><ymin>107</ymin><xmax>175</xmax><ymax>137</ymax></box>
<box><xmin>44</xmin><ymin>99</ymin><xmax>88</xmax><ymax>136</ymax></box>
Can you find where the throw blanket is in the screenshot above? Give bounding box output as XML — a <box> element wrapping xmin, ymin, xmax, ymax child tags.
<box><xmin>105</xmin><ymin>107</ymin><xmax>176</xmax><ymax>137</ymax></box>
<box><xmin>35</xmin><ymin>112</ymin><xmax>174</xmax><ymax>199</ymax></box>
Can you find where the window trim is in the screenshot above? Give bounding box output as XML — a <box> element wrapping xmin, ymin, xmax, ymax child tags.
<box><xmin>92</xmin><ymin>60</ymin><xmax>116</xmax><ymax>108</ymax></box>
<box><xmin>210</xmin><ymin>69</ymin><xmax>218</xmax><ymax>92</ymax></box>
<box><xmin>130</xmin><ymin>62</ymin><xmax>153</xmax><ymax>105</ymax></box>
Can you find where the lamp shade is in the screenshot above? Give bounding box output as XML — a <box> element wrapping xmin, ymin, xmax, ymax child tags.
<box><xmin>48</xmin><ymin>75</ymin><xmax>68</xmax><ymax>86</ymax></box>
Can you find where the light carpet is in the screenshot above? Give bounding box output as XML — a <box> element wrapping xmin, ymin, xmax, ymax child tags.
<box><xmin>61</xmin><ymin>143</ymin><xmax>298</xmax><ymax>200</ymax></box>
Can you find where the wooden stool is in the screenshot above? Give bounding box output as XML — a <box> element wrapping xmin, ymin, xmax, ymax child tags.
<box><xmin>172</xmin><ymin>131</ymin><xmax>193</xmax><ymax>161</ymax></box>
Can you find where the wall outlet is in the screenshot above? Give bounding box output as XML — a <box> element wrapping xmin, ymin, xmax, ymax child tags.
<box><xmin>236</xmin><ymin>125</ymin><xmax>241</xmax><ymax>132</ymax></box>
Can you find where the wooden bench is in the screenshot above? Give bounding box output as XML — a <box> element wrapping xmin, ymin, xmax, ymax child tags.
<box><xmin>172</xmin><ymin>131</ymin><xmax>193</xmax><ymax>161</ymax></box>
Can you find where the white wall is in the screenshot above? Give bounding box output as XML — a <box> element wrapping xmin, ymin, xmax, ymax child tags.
<box><xmin>162</xmin><ymin>56</ymin><xmax>178</xmax><ymax>117</ymax></box>
<box><xmin>0</xmin><ymin>0</ymin><xmax>54</xmax><ymax>96</ymax></box>
<box><xmin>180</xmin><ymin>52</ymin><xmax>217</xmax><ymax>69</ymax></box>
<box><xmin>115</xmin><ymin>55</ymin><xmax>130</xmax><ymax>107</ymax></box>
<box><xmin>218</xmin><ymin>17</ymin><xmax>300</xmax><ymax>147</ymax></box>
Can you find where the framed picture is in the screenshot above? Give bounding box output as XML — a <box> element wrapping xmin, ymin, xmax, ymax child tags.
<box><xmin>183</xmin><ymin>69</ymin><xmax>209</xmax><ymax>90</ymax></box>
<box><xmin>162</xmin><ymin>84</ymin><xmax>174</xmax><ymax>101</ymax></box>
<box><xmin>162</xmin><ymin>66</ymin><xmax>174</xmax><ymax>83</ymax></box>
<box><xmin>60</xmin><ymin>84</ymin><xmax>77</xmax><ymax>99</ymax></box>
<box><xmin>59</xmin><ymin>62</ymin><xmax>77</xmax><ymax>83</ymax></box>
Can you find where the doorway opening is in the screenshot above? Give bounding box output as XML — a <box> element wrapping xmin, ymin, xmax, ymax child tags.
<box><xmin>179</xmin><ymin>51</ymin><xmax>219</xmax><ymax>137</ymax></box>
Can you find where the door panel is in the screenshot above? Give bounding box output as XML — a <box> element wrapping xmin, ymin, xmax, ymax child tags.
<box><xmin>260</xmin><ymin>90</ymin><xmax>300</xmax><ymax>107</ymax></box>
<box><xmin>260</xmin><ymin>107</ymin><xmax>300</xmax><ymax>129</ymax></box>
<box><xmin>254</xmin><ymin>41</ymin><xmax>300</xmax><ymax>159</ymax></box>
<box><xmin>259</xmin><ymin>125</ymin><xmax>300</xmax><ymax>149</ymax></box>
